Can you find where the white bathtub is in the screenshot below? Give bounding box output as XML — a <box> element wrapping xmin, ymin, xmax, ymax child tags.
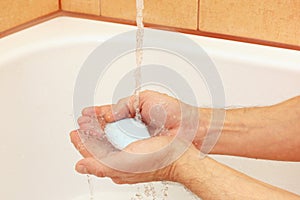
<box><xmin>0</xmin><ymin>17</ymin><xmax>300</xmax><ymax>200</ymax></box>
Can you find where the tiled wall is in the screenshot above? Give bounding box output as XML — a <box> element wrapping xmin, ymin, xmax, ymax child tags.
<box><xmin>1</xmin><ymin>0</ymin><xmax>299</xmax><ymax>47</ymax></box>
<box><xmin>101</xmin><ymin>0</ymin><xmax>198</xmax><ymax>30</ymax></box>
<box><xmin>199</xmin><ymin>0</ymin><xmax>300</xmax><ymax>46</ymax></box>
<box><xmin>0</xmin><ymin>0</ymin><xmax>58</xmax><ymax>33</ymax></box>
<box><xmin>61</xmin><ymin>0</ymin><xmax>100</xmax><ymax>15</ymax></box>
<box><xmin>62</xmin><ymin>0</ymin><xmax>300</xmax><ymax>46</ymax></box>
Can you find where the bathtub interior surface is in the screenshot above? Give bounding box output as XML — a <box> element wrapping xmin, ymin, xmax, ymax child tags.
<box><xmin>0</xmin><ymin>17</ymin><xmax>300</xmax><ymax>199</ymax></box>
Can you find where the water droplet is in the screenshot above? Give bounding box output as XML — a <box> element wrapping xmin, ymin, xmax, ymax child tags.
<box><xmin>87</xmin><ymin>175</ymin><xmax>94</xmax><ymax>200</ymax></box>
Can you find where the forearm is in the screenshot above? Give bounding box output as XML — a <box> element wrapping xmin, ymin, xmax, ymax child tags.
<box><xmin>175</xmin><ymin>156</ymin><xmax>300</xmax><ymax>200</ymax></box>
<box><xmin>199</xmin><ymin>96</ymin><xmax>300</xmax><ymax>161</ymax></box>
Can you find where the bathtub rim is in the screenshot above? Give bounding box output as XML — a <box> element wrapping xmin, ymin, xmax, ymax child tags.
<box><xmin>0</xmin><ymin>16</ymin><xmax>300</xmax><ymax>73</ymax></box>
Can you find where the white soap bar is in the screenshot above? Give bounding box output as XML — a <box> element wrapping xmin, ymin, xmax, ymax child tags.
<box><xmin>105</xmin><ymin>118</ymin><xmax>150</xmax><ymax>150</ymax></box>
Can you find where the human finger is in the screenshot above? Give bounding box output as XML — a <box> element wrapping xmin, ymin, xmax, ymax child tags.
<box><xmin>70</xmin><ymin>130</ymin><xmax>93</xmax><ymax>158</ymax></box>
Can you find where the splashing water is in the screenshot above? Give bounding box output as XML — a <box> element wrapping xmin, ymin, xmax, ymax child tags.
<box><xmin>133</xmin><ymin>0</ymin><xmax>172</xmax><ymax>199</ymax></box>
<box><xmin>87</xmin><ymin>175</ymin><xmax>94</xmax><ymax>200</ymax></box>
<box><xmin>80</xmin><ymin>0</ymin><xmax>196</xmax><ymax>199</ymax></box>
<box><xmin>161</xmin><ymin>181</ymin><xmax>169</xmax><ymax>200</ymax></box>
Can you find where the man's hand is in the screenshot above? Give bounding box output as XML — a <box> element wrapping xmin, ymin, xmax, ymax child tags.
<box><xmin>79</xmin><ymin>90</ymin><xmax>210</xmax><ymax>149</ymax></box>
<box><xmin>70</xmin><ymin>130</ymin><xmax>199</xmax><ymax>184</ymax></box>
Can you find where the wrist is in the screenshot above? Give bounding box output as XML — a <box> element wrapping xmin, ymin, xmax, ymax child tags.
<box><xmin>193</xmin><ymin>108</ymin><xmax>212</xmax><ymax>149</ymax></box>
<box><xmin>174</xmin><ymin>155</ymin><xmax>213</xmax><ymax>197</ymax></box>
<box><xmin>171</xmin><ymin>147</ymin><xmax>206</xmax><ymax>184</ymax></box>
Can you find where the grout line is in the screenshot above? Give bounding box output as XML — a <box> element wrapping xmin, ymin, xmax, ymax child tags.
<box><xmin>0</xmin><ymin>10</ymin><xmax>299</xmax><ymax>51</ymax></box>
<box><xmin>63</xmin><ymin>11</ymin><xmax>137</xmax><ymax>26</ymax></box>
<box><xmin>0</xmin><ymin>11</ymin><xmax>62</xmax><ymax>38</ymax></box>
<box><xmin>99</xmin><ymin>0</ymin><xmax>101</xmax><ymax>16</ymax></box>
<box><xmin>61</xmin><ymin>11</ymin><xmax>300</xmax><ymax>51</ymax></box>
<box><xmin>58</xmin><ymin>0</ymin><xmax>62</xmax><ymax>10</ymax></box>
<box><xmin>197</xmin><ymin>0</ymin><xmax>200</xmax><ymax>31</ymax></box>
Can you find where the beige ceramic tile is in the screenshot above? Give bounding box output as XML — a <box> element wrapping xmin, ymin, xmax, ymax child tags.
<box><xmin>0</xmin><ymin>0</ymin><xmax>58</xmax><ymax>32</ymax></box>
<box><xmin>101</xmin><ymin>0</ymin><xmax>198</xmax><ymax>30</ymax></box>
<box><xmin>199</xmin><ymin>0</ymin><xmax>300</xmax><ymax>45</ymax></box>
<box><xmin>61</xmin><ymin>0</ymin><xmax>101</xmax><ymax>15</ymax></box>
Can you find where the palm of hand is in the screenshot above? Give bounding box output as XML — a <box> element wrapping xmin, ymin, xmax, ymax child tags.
<box><xmin>70</xmin><ymin>130</ymin><xmax>195</xmax><ymax>183</ymax></box>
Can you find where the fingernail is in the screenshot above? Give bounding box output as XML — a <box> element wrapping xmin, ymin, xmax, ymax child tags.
<box><xmin>77</xmin><ymin>165</ymin><xmax>88</xmax><ymax>174</ymax></box>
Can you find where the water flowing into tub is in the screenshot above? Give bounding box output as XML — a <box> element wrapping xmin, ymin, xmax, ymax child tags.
<box><xmin>85</xmin><ymin>0</ymin><xmax>198</xmax><ymax>199</ymax></box>
<box><xmin>131</xmin><ymin>0</ymin><xmax>171</xmax><ymax>199</ymax></box>
<box><xmin>134</xmin><ymin>0</ymin><xmax>144</xmax><ymax>122</ymax></box>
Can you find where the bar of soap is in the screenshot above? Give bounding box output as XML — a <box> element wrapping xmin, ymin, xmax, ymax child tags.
<box><xmin>105</xmin><ymin>118</ymin><xmax>150</xmax><ymax>150</ymax></box>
